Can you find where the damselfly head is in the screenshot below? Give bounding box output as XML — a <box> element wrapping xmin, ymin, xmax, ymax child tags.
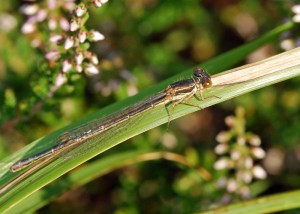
<box><xmin>193</xmin><ymin>67</ymin><xmax>212</xmax><ymax>88</ymax></box>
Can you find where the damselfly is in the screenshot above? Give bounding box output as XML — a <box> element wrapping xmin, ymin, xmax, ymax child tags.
<box><xmin>10</xmin><ymin>67</ymin><xmax>212</xmax><ymax>172</ymax></box>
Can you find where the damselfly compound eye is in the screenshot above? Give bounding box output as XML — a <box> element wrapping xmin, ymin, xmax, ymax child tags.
<box><xmin>203</xmin><ymin>80</ymin><xmax>212</xmax><ymax>88</ymax></box>
<box><xmin>193</xmin><ymin>67</ymin><xmax>205</xmax><ymax>77</ymax></box>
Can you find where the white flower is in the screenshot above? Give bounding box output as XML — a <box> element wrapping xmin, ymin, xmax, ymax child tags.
<box><xmin>50</xmin><ymin>34</ymin><xmax>63</xmax><ymax>43</ymax></box>
<box><xmin>62</xmin><ymin>60</ymin><xmax>72</xmax><ymax>72</ymax></box>
<box><xmin>75</xmin><ymin>4</ymin><xmax>87</xmax><ymax>17</ymax></box>
<box><xmin>45</xmin><ymin>51</ymin><xmax>60</xmax><ymax>61</ymax></box>
<box><xmin>70</xmin><ymin>19</ymin><xmax>80</xmax><ymax>32</ymax></box>
<box><xmin>251</xmin><ymin>147</ymin><xmax>266</xmax><ymax>159</ymax></box>
<box><xmin>64</xmin><ymin>37</ymin><xmax>74</xmax><ymax>50</ymax></box>
<box><xmin>92</xmin><ymin>0</ymin><xmax>103</xmax><ymax>8</ymax></box>
<box><xmin>90</xmin><ymin>54</ymin><xmax>99</xmax><ymax>64</ymax></box>
<box><xmin>214</xmin><ymin>158</ymin><xmax>231</xmax><ymax>170</ymax></box>
<box><xmin>60</xmin><ymin>18</ymin><xmax>70</xmax><ymax>31</ymax></box>
<box><xmin>89</xmin><ymin>30</ymin><xmax>105</xmax><ymax>41</ymax></box>
<box><xmin>75</xmin><ymin>64</ymin><xmax>83</xmax><ymax>73</ymax></box>
<box><xmin>78</xmin><ymin>31</ymin><xmax>87</xmax><ymax>43</ymax></box>
<box><xmin>227</xmin><ymin>179</ymin><xmax>237</xmax><ymax>192</ymax></box>
<box><xmin>85</xmin><ymin>63</ymin><xmax>99</xmax><ymax>75</ymax></box>
<box><xmin>75</xmin><ymin>52</ymin><xmax>84</xmax><ymax>65</ymax></box>
<box><xmin>21</xmin><ymin>21</ymin><xmax>36</xmax><ymax>34</ymax></box>
<box><xmin>48</xmin><ymin>18</ymin><xmax>57</xmax><ymax>30</ymax></box>
<box><xmin>214</xmin><ymin>144</ymin><xmax>228</xmax><ymax>155</ymax></box>
<box><xmin>244</xmin><ymin>157</ymin><xmax>253</xmax><ymax>169</ymax></box>
<box><xmin>230</xmin><ymin>149</ymin><xmax>241</xmax><ymax>160</ymax></box>
<box><xmin>249</xmin><ymin>135</ymin><xmax>261</xmax><ymax>146</ymax></box>
<box><xmin>293</xmin><ymin>14</ymin><xmax>300</xmax><ymax>23</ymax></box>
<box><xmin>292</xmin><ymin>5</ymin><xmax>300</xmax><ymax>14</ymax></box>
<box><xmin>252</xmin><ymin>165</ymin><xmax>267</xmax><ymax>179</ymax></box>
<box><xmin>36</xmin><ymin>9</ymin><xmax>47</xmax><ymax>22</ymax></box>
<box><xmin>55</xmin><ymin>73</ymin><xmax>67</xmax><ymax>87</ymax></box>
<box><xmin>20</xmin><ymin>4</ymin><xmax>39</xmax><ymax>16</ymax></box>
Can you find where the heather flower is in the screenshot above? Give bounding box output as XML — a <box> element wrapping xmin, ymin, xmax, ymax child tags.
<box><xmin>62</xmin><ymin>60</ymin><xmax>72</xmax><ymax>72</ymax></box>
<box><xmin>45</xmin><ymin>51</ymin><xmax>60</xmax><ymax>61</ymax></box>
<box><xmin>78</xmin><ymin>31</ymin><xmax>87</xmax><ymax>43</ymax></box>
<box><xmin>55</xmin><ymin>73</ymin><xmax>67</xmax><ymax>87</ymax></box>
<box><xmin>89</xmin><ymin>30</ymin><xmax>105</xmax><ymax>41</ymax></box>
<box><xmin>75</xmin><ymin>64</ymin><xmax>83</xmax><ymax>73</ymax></box>
<box><xmin>36</xmin><ymin>9</ymin><xmax>47</xmax><ymax>22</ymax></box>
<box><xmin>64</xmin><ymin>37</ymin><xmax>74</xmax><ymax>50</ymax></box>
<box><xmin>214</xmin><ymin>107</ymin><xmax>267</xmax><ymax>200</ymax></box>
<box><xmin>20</xmin><ymin>4</ymin><xmax>39</xmax><ymax>16</ymax></box>
<box><xmin>48</xmin><ymin>18</ymin><xmax>57</xmax><ymax>30</ymax></box>
<box><xmin>70</xmin><ymin>19</ymin><xmax>80</xmax><ymax>31</ymax></box>
<box><xmin>93</xmin><ymin>0</ymin><xmax>103</xmax><ymax>8</ymax></box>
<box><xmin>50</xmin><ymin>34</ymin><xmax>64</xmax><ymax>44</ymax></box>
<box><xmin>59</xmin><ymin>17</ymin><xmax>70</xmax><ymax>31</ymax></box>
<box><xmin>75</xmin><ymin>4</ymin><xmax>87</xmax><ymax>17</ymax></box>
<box><xmin>75</xmin><ymin>52</ymin><xmax>84</xmax><ymax>65</ymax></box>
<box><xmin>252</xmin><ymin>165</ymin><xmax>267</xmax><ymax>179</ymax></box>
<box><xmin>21</xmin><ymin>21</ymin><xmax>36</xmax><ymax>34</ymax></box>
<box><xmin>85</xmin><ymin>63</ymin><xmax>99</xmax><ymax>75</ymax></box>
<box><xmin>90</xmin><ymin>54</ymin><xmax>99</xmax><ymax>64</ymax></box>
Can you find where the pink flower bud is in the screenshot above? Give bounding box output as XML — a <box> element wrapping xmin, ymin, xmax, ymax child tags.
<box><xmin>55</xmin><ymin>73</ymin><xmax>66</xmax><ymax>87</ymax></box>
<box><xmin>75</xmin><ymin>64</ymin><xmax>83</xmax><ymax>73</ymax></box>
<box><xmin>227</xmin><ymin>179</ymin><xmax>237</xmax><ymax>192</ymax></box>
<box><xmin>89</xmin><ymin>30</ymin><xmax>104</xmax><ymax>41</ymax></box>
<box><xmin>78</xmin><ymin>31</ymin><xmax>87</xmax><ymax>43</ymax></box>
<box><xmin>249</xmin><ymin>135</ymin><xmax>261</xmax><ymax>146</ymax></box>
<box><xmin>214</xmin><ymin>158</ymin><xmax>231</xmax><ymax>170</ymax></box>
<box><xmin>20</xmin><ymin>4</ymin><xmax>39</xmax><ymax>15</ymax></box>
<box><xmin>50</xmin><ymin>34</ymin><xmax>64</xmax><ymax>43</ymax></box>
<box><xmin>230</xmin><ymin>149</ymin><xmax>241</xmax><ymax>160</ymax></box>
<box><xmin>45</xmin><ymin>51</ymin><xmax>60</xmax><ymax>61</ymax></box>
<box><xmin>214</xmin><ymin>144</ymin><xmax>228</xmax><ymax>155</ymax></box>
<box><xmin>293</xmin><ymin>14</ymin><xmax>300</xmax><ymax>23</ymax></box>
<box><xmin>292</xmin><ymin>5</ymin><xmax>300</xmax><ymax>14</ymax></box>
<box><xmin>92</xmin><ymin>0</ymin><xmax>102</xmax><ymax>8</ymax></box>
<box><xmin>21</xmin><ymin>22</ymin><xmax>36</xmax><ymax>34</ymax></box>
<box><xmin>252</xmin><ymin>165</ymin><xmax>267</xmax><ymax>179</ymax></box>
<box><xmin>47</xmin><ymin>0</ymin><xmax>56</xmax><ymax>10</ymax></box>
<box><xmin>85</xmin><ymin>63</ymin><xmax>99</xmax><ymax>75</ymax></box>
<box><xmin>36</xmin><ymin>9</ymin><xmax>47</xmax><ymax>22</ymax></box>
<box><xmin>48</xmin><ymin>18</ymin><xmax>57</xmax><ymax>30</ymax></box>
<box><xmin>70</xmin><ymin>19</ymin><xmax>80</xmax><ymax>32</ymax></box>
<box><xmin>251</xmin><ymin>147</ymin><xmax>266</xmax><ymax>159</ymax></box>
<box><xmin>62</xmin><ymin>60</ymin><xmax>72</xmax><ymax>72</ymax></box>
<box><xmin>225</xmin><ymin>116</ymin><xmax>235</xmax><ymax>127</ymax></box>
<box><xmin>90</xmin><ymin>54</ymin><xmax>99</xmax><ymax>64</ymax></box>
<box><xmin>75</xmin><ymin>52</ymin><xmax>84</xmax><ymax>65</ymax></box>
<box><xmin>60</xmin><ymin>17</ymin><xmax>70</xmax><ymax>31</ymax></box>
<box><xmin>64</xmin><ymin>37</ymin><xmax>74</xmax><ymax>50</ymax></box>
<box><xmin>75</xmin><ymin>4</ymin><xmax>87</xmax><ymax>17</ymax></box>
<box><xmin>240</xmin><ymin>171</ymin><xmax>253</xmax><ymax>184</ymax></box>
<box><xmin>244</xmin><ymin>157</ymin><xmax>253</xmax><ymax>169</ymax></box>
<box><xmin>216</xmin><ymin>131</ymin><xmax>230</xmax><ymax>143</ymax></box>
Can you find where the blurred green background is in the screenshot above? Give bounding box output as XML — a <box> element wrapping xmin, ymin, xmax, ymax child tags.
<box><xmin>1</xmin><ymin>0</ymin><xmax>300</xmax><ymax>213</ymax></box>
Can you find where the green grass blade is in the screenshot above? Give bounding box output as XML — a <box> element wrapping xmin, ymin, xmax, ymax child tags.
<box><xmin>9</xmin><ymin>150</ymin><xmax>199</xmax><ymax>213</ymax></box>
<box><xmin>0</xmin><ymin>23</ymin><xmax>297</xmax><ymax>212</ymax></box>
<box><xmin>200</xmin><ymin>190</ymin><xmax>300</xmax><ymax>214</ymax></box>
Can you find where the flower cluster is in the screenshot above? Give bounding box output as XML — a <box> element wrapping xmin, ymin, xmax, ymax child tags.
<box><xmin>20</xmin><ymin>0</ymin><xmax>110</xmax><ymax>83</ymax></box>
<box><xmin>214</xmin><ymin>107</ymin><xmax>267</xmax><ymax>201</ymax></box>
<box><xmin>280</xmin><ymin>4</ymin><xmax>300</xmax><ymax>51</ymax></box>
